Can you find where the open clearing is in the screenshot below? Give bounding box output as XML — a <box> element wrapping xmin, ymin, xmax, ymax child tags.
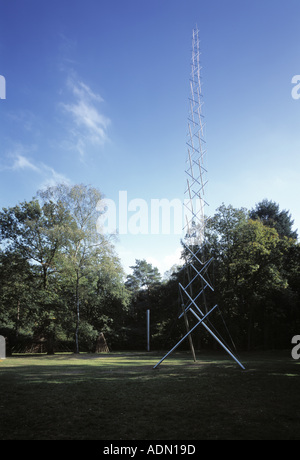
<box><xmin>0</xmin><ymin>350</ymin><xmax>299</xmax><ymax>440</ymax></box>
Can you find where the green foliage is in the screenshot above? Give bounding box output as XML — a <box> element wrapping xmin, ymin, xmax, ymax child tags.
<box><xmin>250</xmin><ymin>199</ymin><xmax>298</xmax><ymax>239</ymax></box>
<box><xmin>126</xmin><ymin>259</ymin><xmax>161</xmax><ymax>293</ymax></box>
<box><xmin>0</xmin><ymin>184</ymin><xmax>129</xmax><ymax>353</ymax></box>
<box><xmin>0</xmin><ymin>191</ymin><xmax>299</xmax><ymax>353</ymax></box>
<box><xmin>152</xmin><ymin>202</ymin><xmax>300</xmax><ymax>351</ymax></box>
<box><xmin>124</xmin><ymin>259</ymin><xmax>162</xmax><ymax>349</ymax></box>
<box><xmin>206</xmin><ymin>203</ymin><xmax>299</xmax><ymax>349</ymax></box>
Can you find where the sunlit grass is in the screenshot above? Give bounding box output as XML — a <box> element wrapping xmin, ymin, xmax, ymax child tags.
<box><xmin>0</xmin><ymin>351</ymin><xmax>299</xmax><ymax>440</ymax></box>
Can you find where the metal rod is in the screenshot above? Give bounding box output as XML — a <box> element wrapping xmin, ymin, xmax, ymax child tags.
<box><xmin>155</xmin><ymin>27</ymin><xmax>245</xmax><ymax>373</ymax></box>
<box><xmin>147</xmin><ymin>309</ymin><xmax>150</xmax><ymax>352</ymax></box>
<box><xmin>178</xmin><ymin>285</ymin><xmax>207</xmax><ymax>318</ymax></box>
<box><xmin>182</xmin><ymin>303</ymin><xmax>197</xmax><ymax>363</ymax></box>
<box><xmin>189</xmin><ymin>308</ymin><xmax>245</xmax><ymax>370</ymax></box>
<box><xmin>178</xmin><ymin>286</ymin><xmax>245</xmax><ymax>370</ymax></box>
<box><xmin>153</xmin><ymin>304</ymin><xmax>218</xmax><ymax>369</ymax></box>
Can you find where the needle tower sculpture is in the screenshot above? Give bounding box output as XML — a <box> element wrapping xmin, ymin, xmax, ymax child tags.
<box><xmin>154</xmin><ymin>28</ymin><xmax>245</xmax><ymax>370</ymax></box>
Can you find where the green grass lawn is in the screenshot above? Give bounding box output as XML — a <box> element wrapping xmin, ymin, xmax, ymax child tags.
<box><xmin>0</xmin><ymin>350</ymin><xmax>299</xmax><ymax>440</ymax></box>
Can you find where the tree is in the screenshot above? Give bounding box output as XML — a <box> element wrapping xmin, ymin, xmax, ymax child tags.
<box><xmin>38</xmin><ymin>184</ymin><xmax>121</xmax><ymax>353</ymax></box>
<box><xmin>125</xmin><ymin>259</ymin><xmax>162</xmax><ymax>349</ymax></box>
<box><xmin>0</xmin><ymin>198</ymin><xmax>72</xmax><ymax>354</ymax></box>
<box><xmin>83</xmin><ymin>250</ymin><xmax>130</xmax><ymax>349</ymax></box>
<box><xmin>0</xmin><ymin>199</ymin><xmax>71</xmax><ymax>289</ymax></box>
<box><xmin>0</xmin><ymin>183</ymin><xmax>130</xmax><ymax>354</ymax></box>
<box><xmin>250</xmin><ymin>199</ymin><xmax>298</xmax><ymax>240</ymax></box>
<box><xmin>207</xmin><ymin>204</ymin><xmax>297</xmax><ymax>350</ymax></box>
<box><xmin>0</xmin><ymin>249</ymin><xmax>35</xmax><ymax>353</ymax></box>
<box><xmin>126</xmin><ymin>259</ymin><xmax>161</xmax><ymax>293</ymax></box>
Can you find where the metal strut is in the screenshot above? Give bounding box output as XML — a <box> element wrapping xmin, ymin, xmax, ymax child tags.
<box><xmin>153</xmin><ymin>27</ymin><xmax>245</xmax><ymax>371</ymax></box>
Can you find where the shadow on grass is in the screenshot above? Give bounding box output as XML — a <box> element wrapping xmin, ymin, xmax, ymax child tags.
<box><xmin>0</xmin><ymin>351</ymin><xmax>299</xmax><ymax>440</ymax></box>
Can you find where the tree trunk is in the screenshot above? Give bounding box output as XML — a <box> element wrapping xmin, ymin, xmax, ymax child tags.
<box><xmin>47</xmin><ymin>332</ymin><xmax>55</xmax><ymax>355</ymax></box>
<box><xmin>16</xmin><ymin>300</ymin><xmax>20</xmax><ymax>337</ymax></box>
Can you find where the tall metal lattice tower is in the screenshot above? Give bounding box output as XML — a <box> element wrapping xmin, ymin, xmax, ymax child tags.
<box><xmin>154</xmin><ymin>28</ymin><xmax>244</xmax><ymax>370</ymax></box>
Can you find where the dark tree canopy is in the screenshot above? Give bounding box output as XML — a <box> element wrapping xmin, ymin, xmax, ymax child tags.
<box><xmin>1</xmin><ymin>189</ymin><xmax>299</xmax><ymax>353</ymax></box>
<box><xmin>250</xmin><ymin>199</ymin><xmax>298</xmax><ymax>240</ymax></box>
<box><xmin>126</xmin><ymin>259</ymin><xmax>161</xmax><ymax>293</ymax></box>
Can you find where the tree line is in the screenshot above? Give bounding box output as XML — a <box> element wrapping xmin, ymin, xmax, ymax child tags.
<box><xmin>0</xmin><ymin>184</ymin><xmax>299</xmax><ymax>354</ymax></box>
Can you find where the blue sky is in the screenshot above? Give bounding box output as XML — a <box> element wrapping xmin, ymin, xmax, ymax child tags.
<box><xmin>1</xmin><ymin>0</ymin><xmax>300</xmax><ymax>275</ymax></box>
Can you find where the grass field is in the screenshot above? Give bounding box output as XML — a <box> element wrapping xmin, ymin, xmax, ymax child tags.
<box><xmin>0</xmin><ymin>350</ymin><xmax>299</xmax><ymax>440</ymax></box>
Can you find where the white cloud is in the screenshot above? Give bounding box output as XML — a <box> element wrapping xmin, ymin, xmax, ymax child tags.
<box><xmin>0</xmin><ymin>145</ymin><xmax>39</xmax><ymax>173</ymax></box>
<box><xmin>71</xmin><ymin>80</ymin><xmax>103</xmax><ymax>103</ymax></box>
<box><xmin>38</xmin><ymin>163</ymin><xmax>71</xmax><ymax>189</ymax></box>
<box><xmin>1</xmin><ymin>147</ymin><xmax>70</xmax><ymax>189</ymax></box>
<box><xmin>117</xmin><ymin>243</ymin><xmax>183</xmax><ymax>276</ymax></box>
<box><xmin>146</xmin><ymin>246</ymin><xmax>183</xmax><ymax>276</ymax></box>
<box><xmin>162</xmin><ymin>246</ymin><xmax>183</xmax><ymax>269</ymax></box>
<box><xmin>61</xmin><ymin>77</ymin><xmax>111</xmax><ymax>157</ymax></box>
<box><xmin>12</xmin><ymin>153</ymin><xmax>40</xmax><ymax>173</ymax></box>
<box><xmin>7</xmin><ymin>110</ymin><xmax>39</xmax><ymax>133</ymax></box>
